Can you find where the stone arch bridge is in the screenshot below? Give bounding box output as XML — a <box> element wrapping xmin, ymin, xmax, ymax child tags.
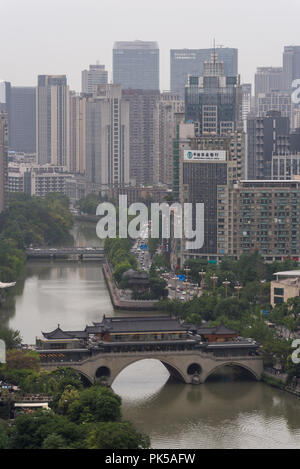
<box><xmin>41</xmin><ymin>349</ymin><xmax>263</xmax><ymax>386</ymax></box>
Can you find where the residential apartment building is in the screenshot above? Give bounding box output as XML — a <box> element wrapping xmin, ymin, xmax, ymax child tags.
<box><xmin>81</xmin><ymin>63</ymin><xmax>108</xmax><ymax>94</ymax></box>
<box><xmin>122</xmin><ymin>89</ymin><xmax>160</xmax><ymax>186</ymax></box>
<box><xmin>36</xmin><ymin>75</ymin><xmax>69</xmax><ymax>166</ymax></box>
<box><xmin>155</xmin><ymin>92</ymin><xmax>184</xmax><ymax>186</ymax></box>
<box><xmin>69</xmin><ymin>92</ymin><xmax>86</xmax><ymax>174</ymax></box>
<box><xmin>85</xmin><ymin>84</ymin><xmax>130</xmax><ymax>191</ymax></box>
<box><xmin>247</xmin><ymin>111</ymin><xmax>290</xmax><ymax>180</ymax></box>
<box><xmin>227</xmin><ymin>180</ymin><xmax>300</xmax><ymax>261</ymax></box>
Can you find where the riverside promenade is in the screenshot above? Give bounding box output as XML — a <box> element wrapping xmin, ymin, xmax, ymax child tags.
<box><xmin>102</xmin><ymin>262</ymin><xmax>158</xmax><ymax>311</ymax></box>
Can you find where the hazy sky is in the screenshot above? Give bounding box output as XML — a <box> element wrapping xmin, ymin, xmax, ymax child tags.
<box><xmin>1</xmin><ymin>0</ymin><xmax>300</xmax><ymax>91</ymax></box>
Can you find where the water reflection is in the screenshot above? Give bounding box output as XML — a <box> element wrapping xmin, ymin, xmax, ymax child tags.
<box><xmin>1</xmin><ymin>221</ymin><xmax>300</xmax><ymax>448</ymax></box>
<box><xmin>8</xmin><ymin>261</ymin><xmax>113</xmax><ymax>344</ymax></box>
<box><xmin>113</xmin><ymin>359</ymin><xmax>300</xmax><ymax>449</ymax></box>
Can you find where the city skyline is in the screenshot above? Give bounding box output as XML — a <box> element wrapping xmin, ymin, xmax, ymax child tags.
<box><xmin>1</xmin><ymin>0</ymin><xmax>300</xmax><ymax>92</ymax></box>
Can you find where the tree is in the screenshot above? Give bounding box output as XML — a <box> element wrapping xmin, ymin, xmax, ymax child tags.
<box><xmin>9</xmin><ymin>410</ymin><xmax>86</xmax><ymax>449</ymax></box>
<box><xmin>0</xmin><ymin>423</ymin><xmax>8</xmax><ymax>449</ymax></box>
<box><xmin>3</xmin><ymin>349</ymin><xmax>40</xmax><ymax>372</ymax></box>
<box><xmin>149</xmin><ymin>276</ymin><xmax>167</xmax><ymax>299</ymax></box>
<box><xmin>42</xmin><ymin>433</ymin><xmax>68</xmax><ymax>449</ymax></box>
<box><xmin>0</xmin><ymin>325</ymin><xmax>22</xmax><ymax>349</ymax></box>
<box><xmin>77</xmin><ymin>193</ymin><xmax>100</xmax><ymax>215</ymax></box>
<box><xmin>113</xmin><ymin>262</ymin><xmax>132</xmax><ymax>283</ymax></box>
<box><xmin>86</xmin><ymin>421</ymin><xmax>150</xmax><ymax>449</ymax></box>
<box><xmin>67</xmin><ymin>386</ymin><xmax>122</xmax><ymax>424</ymax></box>
<box><xmin>58</xmin><ymin>385</ymin><xmax>80</xmax><ymax>415</ymax></box>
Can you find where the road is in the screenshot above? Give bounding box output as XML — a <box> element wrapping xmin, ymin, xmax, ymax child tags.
<box><xmin>130</xmin><ymin>222</ymin><xmax>202</xmax><ymax>302</ymax></box>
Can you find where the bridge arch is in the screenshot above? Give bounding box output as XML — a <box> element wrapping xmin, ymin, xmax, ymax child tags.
<box><xmin>109</xmin><ymin>357</ymin><xmax>187</xmax><ymax>385</ymax></box>
<box><xmin>203</xmin><ymin>361</ymin><xmax>260</xmax><ymax>383</ymax></box>
<box><xmin>69</xmin><ymin>368</ymin><xmax>94</xmax><ymax>386</ymax></box>
<box><xmin>95</xmin><ymin>366</ymin><xmax>111</xmax><ymax>379</ymax></box>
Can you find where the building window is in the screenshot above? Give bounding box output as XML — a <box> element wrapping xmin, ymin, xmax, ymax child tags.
<box><xmin>274</xmin><ymin>296</ymin><xmax>284</xmax><ymax>304</ymax></box>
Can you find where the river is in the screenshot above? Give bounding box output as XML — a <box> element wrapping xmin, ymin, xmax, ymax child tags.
<box><xmin>2</xmin><ymin>221</ymin><xmax>300</xmax><ymax>449</ymax></box>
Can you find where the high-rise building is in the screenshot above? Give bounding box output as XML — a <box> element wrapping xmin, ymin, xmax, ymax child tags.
<box><xmin>0</xmin><ymin>112</ymin><xmax>8</xmax><ymax>213</ymax></box>
<box><xmin>69</xmin><ymin>92</ymin><xmax>86</xmax><ymax>174</ymax></box>
<box><xmin>177</xmin><ymin>127</ymin><xmax>246</xmax><ymax>266</ymax></box>
<box><xmin>272</xmin><ymin>153</ymin><xmax>300</xmax><ymax>179</ymax></box>
<box><xmin>36</xmin><ymin>75</ymin><xmax>69</xmax><ymax>166</ymax></box>
<box><xmin>241</xmin><ymin>83</ymin><xmax>252</xmax><ymax>131</ymax></box>
<box><xmin>172</xmin><ymin>121</ymin><xmax>196</xmax><ymax>201</ymax></box>
<box><xmin>81</xmin><ymin>63</ymin><xmax>108</xmax><ymax>94</ymax></box>
<box><xmin>0</xmin><ymin>82</ymin><xmax>11</xmax><ymax>146</ymax></box>
<box><xmin>122</xmin><ymin>89</ymin><xmax>160</xmax><ymax>186</ymax></box>
<box><xmin>254</xmin><ymin>67</ymin><xmax>283</xmax><ymax>101</ymax></box>
<box><xmin>10</xmin><ymin>87</ymin><xmax>36</xmax><ymax>153</ymax></box>
<box><xmin>155</xmin><ymin>92</ymin><xmax>184</xmax><ymax>186</ymax></box>
<box><xmin>113</xmin><ymin>41</ymin><xmax>159</xmax><ymax>90</ymax></box>
<box><xmin>247</xmin><ymin>111</ymin><xmax>290</xmax><ymax>180</ymax></box>
<box><xmin>185</xmin><ymin>53</ymin><xmax>242</xmax><ymax>135</ymax></box>
<box><xmin>85</xmin><ymin>84</ymin><xmax>130</xmax><ymax>190</ymax></box>
<box><xmin>283</xmin><ymin>46</ymin><xmax>300</xmax><ymax>92</ymax></box>
<box><xmin>228</xmin><ymin>180</ymin><xmax>300</xmax><ymax>261</ymax></box>
<box><xmin>170</xmin><ymin>47</ymin><xmax>238</xmax><ymax>98</ymax></box>
<box><xmin>256</xmin><ymin>91</ymin><xmax>291</xmax><ymax>119</ymax></box>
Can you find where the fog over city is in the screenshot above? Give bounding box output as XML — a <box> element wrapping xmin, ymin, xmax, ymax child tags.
<box><xmin>1</xmin><ymin>0</ymin><xmax>300</xmax><ymax>90</ymax></box>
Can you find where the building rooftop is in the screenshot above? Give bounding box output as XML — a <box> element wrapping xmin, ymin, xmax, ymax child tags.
<box><xmin>92</xmin><ymin>316</ymin><xmax>192</xmax><ymax>334</ymax></box>
<box><xmin>42</xmin><ymin>327</ymin><xmax>88</xmax><ymax>340</ymax></box>
<box><xmin>273</xmin><ymin>270</ymin><xmax>300</xmax><ymax>277</ymax></box>
<box><xmin>197</xmin><ymin>323</ymin><xmax>237</xmax><ymax>336</ymax></box>
<box><xmin>113</xmin><ymin>41</ymin><xmax>159</xmax><ymax>50</ymax></box>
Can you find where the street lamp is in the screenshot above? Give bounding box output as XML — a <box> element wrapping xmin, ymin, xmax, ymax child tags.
<box><xmin>210</xmin><ymin>275</ymin><xmax>218</xmax><ymax>290</ymax></box>
<box><xmin>196</xmin><ymin>270</ymin><xmax>205</xmax><ymax>296</ymax></box>
<box><xmin>184</xmin><ymin>267</ymin><xmax>191</xmax><ymax>300</ymax></box>
<box><xmin>222</xmin><ymin>279</ymin><xmax>231</xmax><ymax>297</ymax></box>
<box><xmin>185</xmin><ymin>280</ymin><xmax>189</xmax><ymax>301</ymax></box>
<box><xmin>235</xmin><ymin>281</ymin><xmax>243</xmax><ymax>299</ymax></box>
<box><xmin>174</xmin><ymin>276</ymin><xmax>178</xmax><ymax>300</ymax></box>
<box><xmin>200</xmin><ymin>270</ymin><xmax>206</xmax><ymax>286</ymax></box>
<box><xmin>184</xmin><ymin>267</ymin><xmax>191</xmax><ymax>282</ymax></box>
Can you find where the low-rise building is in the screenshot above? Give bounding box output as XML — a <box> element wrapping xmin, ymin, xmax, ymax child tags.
<box><xmin>271</xmin><ymin>270</ymin><xmax>300</xmax><ymax>307</ymax></box>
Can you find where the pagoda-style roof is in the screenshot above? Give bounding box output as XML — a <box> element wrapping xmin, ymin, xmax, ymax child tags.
<box><xmin>42</xmin><ymin>326</ymin><xmax>88</xmax><ymax>340</ymax></box>
<box><xmin>197</xmin><ymin>323</ymin><xmax>237</xmax><ymax>336</ymax></box>
<box><xmin>122</xmin><ymin>269</ymin><xmax>148</xmax><ymax>280</ymax></box>
<box><xmin>91</xmin><ymin>316</ymin><xmax>192</xmax><ymax>334</ymax></box>
<box><xmin>41</xmin><ymin>316</ymin><xmax>196</xmax><ymax>340</ymax></box>
<box><xmin>122</xmin><ymin>269</ymin><xmax>150</xmax><ymax>286</ymax></box>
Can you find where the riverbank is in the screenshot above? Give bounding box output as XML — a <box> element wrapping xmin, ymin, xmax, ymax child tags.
<box><xmin>262</xmin><ymin>371</ymin><xmax>300</xmax><ymax>398</ymax></box>
<box><xmin>102</xmin><ymin>262</ymin><xmax>158</xmax><ymax>311</ymax></box>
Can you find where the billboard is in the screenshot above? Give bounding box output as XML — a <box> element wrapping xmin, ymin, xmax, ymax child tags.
<box><xmin>184</xmin><ymin>150</ymin><xmax>226</xmax><ymax>161</ymax></box>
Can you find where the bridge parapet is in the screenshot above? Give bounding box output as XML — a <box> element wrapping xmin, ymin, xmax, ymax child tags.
<box><xmin>40</xmin><ymin>349</ymin><xmax>263</xmax><ymax>386</ymax></box>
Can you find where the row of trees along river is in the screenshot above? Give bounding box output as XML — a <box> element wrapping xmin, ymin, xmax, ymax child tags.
<box><xmin>0</xmin><ymin>193</ymin><xmax>300</xmax><ymax>448</ymax></box>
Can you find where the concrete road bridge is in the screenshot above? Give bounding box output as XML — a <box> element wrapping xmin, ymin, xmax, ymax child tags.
<box><xmin>26</xmin><ymin>247</ymin><xmax>104</xmax><ymax>259</ymax></box>
<box><xmin>40</xmin><ymin>349</ymin><xmax>263</xmax><ymax>386</ymax></box>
